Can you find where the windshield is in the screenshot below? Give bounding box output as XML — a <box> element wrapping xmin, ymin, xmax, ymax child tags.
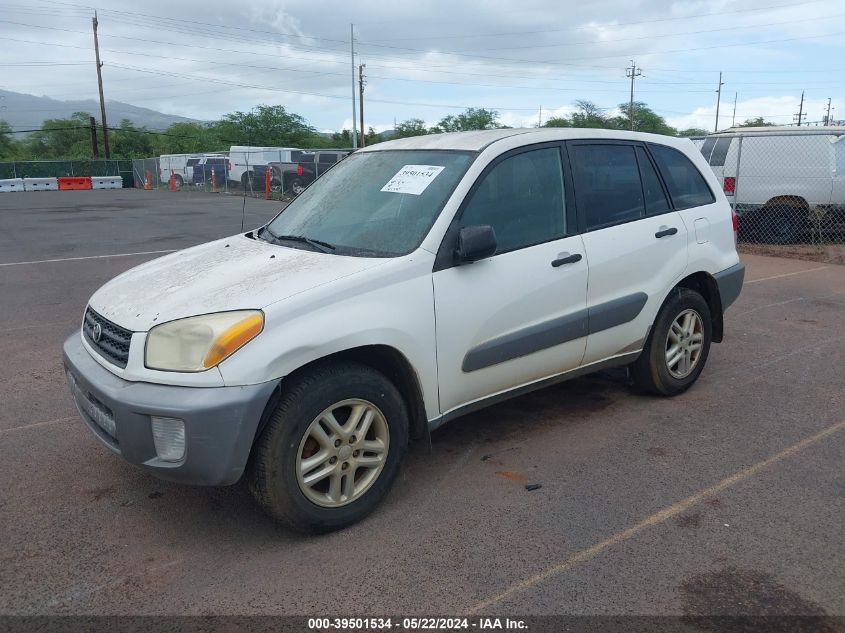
<box><xmin>265</xmin><ymin>150</ymin><xmax>475</xmax><ymax>257</ymax></box>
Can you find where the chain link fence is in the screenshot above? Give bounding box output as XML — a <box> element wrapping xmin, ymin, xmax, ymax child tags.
<box><xmin>700</xmin><ymin>128</ymin><xmax>845</xmax><ymax>263</ymax></box>
<box><xmin>0</xmin><ymin>159</ymin><xmax>134</xmax><ymax>186</ymax></box>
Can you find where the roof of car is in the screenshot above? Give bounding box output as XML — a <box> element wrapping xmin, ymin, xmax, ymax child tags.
<box><xmin>360</xmin><ymin>128</ymin><xmax>695</xmax><ymax>152</ymax></box>
<box><xmin>711</xmin><ymin>126</ymin><xmax>845</xmax><ymax>135</ymax></box>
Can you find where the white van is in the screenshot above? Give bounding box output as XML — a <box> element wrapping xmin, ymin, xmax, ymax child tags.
<box><xmin>228</xmin><ymin>146</ymin><xmax>305</xmax><ymax>188</ymax></box>
<box><xmin>65</xmin><ymin>129</ymin><xmax>743</xmax><ymax>533</ymax></box>
<box><xmin>700</xmin><ymin>126</ymin><xmax>845</xmax><ymax>242</ymax></box>
<box><xmin>158</xmin><ymin>154</ymin><xmax>198</xmax><ymax>188</ymax></box>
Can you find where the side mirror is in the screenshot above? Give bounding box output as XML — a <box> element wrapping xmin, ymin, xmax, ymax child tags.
<box><xmin>456</xmin><ymin>225</ymin><xmax>497</xmax><ymax>263</ymax></box>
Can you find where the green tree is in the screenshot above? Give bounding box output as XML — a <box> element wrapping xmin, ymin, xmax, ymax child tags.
<box><xmin>677</xmin><ymin>127</ymin><xmax>709</xmax><ymax>137</ymax></box>
<box><xmin>157</xmin><ymin>121</ymin><xmax>222</xmax><ymax>154</ymax></box>
<box><xmin>212</xmin><ymin>104</ymin><xmax>318</xmax><ymax>147</ymax></box>
<box><xmin>23</xmin><ymin>112</ymin><xmax>94</xmax><ymax>159</ymax></box>
<box><xmin>570</xmin><ymin>100</ymin><xmax>612</xmax><ymax>128</ymax></box>
<box><xmin>542</xmin><ymin>116</ymin><xmax>571</xmax><ymax>128</ymax></box>
<box><xmin>610</xmin><ymin>102</ymin><xmax>677</xmax><ymax>135</ymax></box>
<box><xmin>110</xmin><ymin>119</ymin><xmax>156</xmax><ymax>159</ymax></box>
<box><xmin>436</xmin><ymin>108</ymin><xmax>499</xmax><ymax>133</ymax></box>
<box><xmin>0</xmin><ymin>120</ymin><xmax>17</xmax><ymax>159</ymax></box>
<box><xmin>393</xmin><ymin>118</ymin><xmax>429</xmax><ymax>139</ymax></box>
<box><xmin>738</xmin><ymin>117</ymin><xmax>774</xmax><ymax>127</ymax></box>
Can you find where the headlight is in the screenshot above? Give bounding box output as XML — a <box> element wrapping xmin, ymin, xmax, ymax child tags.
<box><xmin>145</xmin><ymin>310</ymin><xmax>264</xmax><ymax>372</ymax></box>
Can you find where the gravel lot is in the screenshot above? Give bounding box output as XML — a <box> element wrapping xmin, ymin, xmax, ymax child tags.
<box><xmin>1</xmin><ymin>190</ymin><xmax>843</xmax><ymax>622</ymax></box>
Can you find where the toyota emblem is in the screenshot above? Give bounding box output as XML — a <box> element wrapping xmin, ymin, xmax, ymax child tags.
<box><xmin>92</xmin><ymin>322</ymin><xmax>102</xmax><ymax>343</ymax></box>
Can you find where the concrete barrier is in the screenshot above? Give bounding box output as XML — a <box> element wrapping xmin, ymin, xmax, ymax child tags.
<box><xmin>58</xmin><ymin>177</ymin><xmax>92</xmax><ymax>190</ymax></box>
<box><xmin>91</xmin><ymin>176</ymin><xmax>122</xmax><ymax>190</ymax></box>
<box><xmin>0</xmin><ymin>179</ymin><xmax>25</xmax><ymax>193</ymax></box>
<box><xmin>23</xmin><ymin>177</ymin><xmax>59</xmax><ymax>191</ymax></box>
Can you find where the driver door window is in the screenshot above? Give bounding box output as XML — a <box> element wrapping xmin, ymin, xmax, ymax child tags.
<box><xmin>460</xmin><ymin>147</ymin><xmax>567</xmax><ymax>252</ymax></box>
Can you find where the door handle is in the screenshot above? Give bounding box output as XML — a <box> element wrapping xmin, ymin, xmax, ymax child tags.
<box><xmin>655</xmin><ymin>227</ymin><xmax>678</xmax><ymax>238</ymax></box>
<box><xmin>551</xmin><ymin>253</ymin><xmax>582</xmax><ymax>267</ymax></box>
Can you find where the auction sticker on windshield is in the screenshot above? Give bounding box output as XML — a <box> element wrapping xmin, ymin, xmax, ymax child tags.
<box><xmin>380</xmin><ymin>165</ymin><xmax>446</xmax><ymax>195</ymax></box>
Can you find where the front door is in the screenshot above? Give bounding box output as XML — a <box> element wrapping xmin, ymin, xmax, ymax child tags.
<box><xmin>433</xmin><ymin>144</ymin><xmax>588</xmax><ymax>415</ymax></box>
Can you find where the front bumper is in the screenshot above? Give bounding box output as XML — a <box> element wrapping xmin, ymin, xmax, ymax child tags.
<box><xmin>62</xmin><ymin>333</ymin><xmax>278</xmax><ymax>486</ymax></box>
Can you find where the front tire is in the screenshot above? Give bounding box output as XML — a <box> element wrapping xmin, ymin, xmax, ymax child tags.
<box><xmin>247</xmin><ymin>362</ymin><xmax>408</xmax><ymax>533</ymax></box>
<box><xmin>631</xmin><ymin>288</ymin><xmax>712</xmax><ymax>396</ymax></box>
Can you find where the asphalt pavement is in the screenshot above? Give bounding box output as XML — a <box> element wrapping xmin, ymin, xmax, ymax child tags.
<box><xmin>0</xmin><ymin>189</ymin><xmax>842</xmax><ymax>622</ymax></box>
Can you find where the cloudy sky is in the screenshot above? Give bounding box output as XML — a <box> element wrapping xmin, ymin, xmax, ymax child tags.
<box><xmin>2</xmin><ymin>0</ymin><xmax>844</xmax><ymax>133</ymax></box>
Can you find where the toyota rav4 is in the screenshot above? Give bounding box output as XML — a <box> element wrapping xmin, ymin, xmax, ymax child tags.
<box><xmin>63</xmin><ymin>129</ymin><xmax>744</xmax><ymax>533</ymax></box>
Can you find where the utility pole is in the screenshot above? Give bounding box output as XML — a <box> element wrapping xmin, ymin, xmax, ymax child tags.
<box><xmin>714</xmin><ymin>72</ymin><xmax>724</xmax><ymax>132</ymax></box>
<box><xmin>824</xmin><ymin>97</ymin><xmax>832</xmax><ymax>125</ymax></box>
<box><xmin>794</xmin><ymin>91</ymin><xmax>805</xmax><ymax>126</ymax></box>
<box><xmin>731</xmin><ymin>92</ymin><xmax>738</xmax><ymax>127</ymax></box>
<box><xmin>350</xmin><ymin>24</ymin><xmax>358</xmax><ymax>149</ymax></box>
<box><xmin>358</xmin><ymin>63</ymin><xmax>366</xmax><ymax>147</ymax></box>
<box><xmin>92</xmin><ymin>11</ymin><xmax>110</xmax><ymax>158</ymax></box>
<box><xmin>89</xmin><ymin>116</ymin><xmax>99</xmax><ymax>158</ymax></box>
<box><xmin>626</xmin><ymin>60</ymin><xmax>642</xmax><ymax>131</ymax></box>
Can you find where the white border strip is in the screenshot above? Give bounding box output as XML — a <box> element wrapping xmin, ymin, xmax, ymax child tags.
<box><xmin>0</xmin><ymin>250</ymin><xmax>176</xmax><ymax>267</ymax></box>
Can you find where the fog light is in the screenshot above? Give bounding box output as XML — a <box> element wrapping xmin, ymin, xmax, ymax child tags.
<box><xmin>151</xmin><ymin>416</ymin><xmax>186</xmax><ymax>462</ymax></box>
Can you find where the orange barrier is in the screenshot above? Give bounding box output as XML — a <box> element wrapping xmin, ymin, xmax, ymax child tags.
<box><xmin>57</xmin><ymin>177</ymin><xmax>92</xmax><ymax>190</ymax></box>
<box><xmin>169</xmin><ymin>170</ymin><xmax>176</xmax><ymax>192</ymax></box>
<box><xmin>264</xmin><ymin>168</ymin><xmax>270</xmax><ymax>200</ymax></box>
<box><xmin>144</xmin><ymin>171</ymin><xmax>151</xmax><ymax>190</ymax></box>
<box><xmin>211</xmin><ymin>170</ymin><xmax>217</xmax><ymax>193</ymax></box>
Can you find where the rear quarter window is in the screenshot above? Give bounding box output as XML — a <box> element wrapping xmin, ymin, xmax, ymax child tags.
<box><xmin>649</xmin><ymin>144</ymin><xmax>716</xmax><ymax>210</ymax></box>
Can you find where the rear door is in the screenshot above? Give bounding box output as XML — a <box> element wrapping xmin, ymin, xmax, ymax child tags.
<box><xmin>567</xmin><ymin>140</ymin><xmax>689</xmax><ymax>365</ymax></box>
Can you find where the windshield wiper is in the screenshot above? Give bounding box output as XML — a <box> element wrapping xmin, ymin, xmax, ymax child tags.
<box><xmin>269</xmin><ymin>232</ymin><xmax>336</xmax><ymax>253</ymax></box>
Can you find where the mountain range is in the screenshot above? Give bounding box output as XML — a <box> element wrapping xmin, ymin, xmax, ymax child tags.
<box><xmin>1</xmin><ymin>89</ymin><xmax>198</xmax><ymax>133</ymax></box>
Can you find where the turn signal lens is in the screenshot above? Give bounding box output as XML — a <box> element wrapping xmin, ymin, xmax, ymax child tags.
<box><xmin>202</xmin><ymin>313</ymin><xmax>264</xmax><ymax>368</ymax></box>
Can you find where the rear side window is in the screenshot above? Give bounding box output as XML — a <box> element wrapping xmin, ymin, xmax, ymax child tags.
<box><xmin>319</xmin><ymin>154</ymin><xmax>339</xmax><ymax>164</ymax></box>
<box><xmin>300</xmin><ymin>154</ymin><xmax>315</xmax><ymax>164</ymax></box>
<box><xmin>649</xmin><ymin>144</ymin><xmax>716</xmax><ymax>210</ymax></box>
<box><xmin>571</xmin><ymin>144</ymin><xmax>644</xmax><ymax>230</ymax></box>
<box><xmin>708</xmin><ymin>137</ymin><xmax>732</xmax><ymax>166</ymax></box>
<box><xmin>290</xmin><ymin>151</ymin><xmax>303</xmax><ymax>162</ymax></box>
<box><xmin>700</xmin><ymin>137</ymin><xmax>716</xmax><ymax>162</ymax></box>
<box><xmin>636</xmin><ymin>147</ymin><xmax>670</xmax><ymax>215</ymax></box>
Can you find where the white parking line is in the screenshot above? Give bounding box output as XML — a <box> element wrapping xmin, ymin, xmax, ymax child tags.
<box><xmin>0</xmin><ymin>416</ymin><xmax>76</xmax><ymax>436</ymax></box>
<box><xmin>0</xmin><ymin>250</ymin><xmax>176</xmax><ymax>267</ymax></box>
<box><xmin>469</xmin><ymin>418</ymin><xmax>845</xmax><ymax>614</ymax></box>
<box><xmin>745</xmin><ymin>265</ymin><xmax>830</xmax><ymax>284</ymax></box>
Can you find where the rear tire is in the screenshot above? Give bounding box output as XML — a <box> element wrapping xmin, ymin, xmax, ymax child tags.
<box><xmin>631</xmin><ymin>288</ymin><xmax>712</xmax><ymax>396</ymax></box>
<box><xmin>290</xmin><ymin>178</ymin><xmax>307</xmax><ymax>196</ymax></box>
<box><xmin>247</xmin><ymin>362</ymin><xmax>408</xmax><ymax>534</ymax></box>
<box><xmin>768</xmin><ymin>206</ymin><xmax>804</xmax><ymax>244</ymax></box>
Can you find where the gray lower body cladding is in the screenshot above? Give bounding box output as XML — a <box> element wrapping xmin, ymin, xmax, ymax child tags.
<box><xmin>714</xmin><ymin>262</ymin><xmax>745</xmax><ymax>311</ymax></box>
<box><xmin>63</xmin><ymin>333</ymin><xmax>278</xmax><ymax>486</ymax></box>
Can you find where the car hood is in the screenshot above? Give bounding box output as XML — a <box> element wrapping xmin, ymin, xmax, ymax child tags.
<box><xmin>88</xmin><ymin>234</ymin><xmax>387</xmax><ymax>332</ymax></box>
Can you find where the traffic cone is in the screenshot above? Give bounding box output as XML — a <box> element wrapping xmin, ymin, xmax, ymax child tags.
<box><xmin>169</xmin><ymin>170</ymin><xmax>176</xmax><ymax>192</ymax></box>
<box><xmin>144</xmin><ymin>171</ymin><xmax>151</xmax><ymax>190</ymax></box>
<box><xmin>211</xmin><ymin>170</ymin><xmax>217</xmax><ymax>193</ymax></box>
<box><xmin>264</xmin><ymin>167</ymin><xmax>271</xmax><ymax>200</ymax></box>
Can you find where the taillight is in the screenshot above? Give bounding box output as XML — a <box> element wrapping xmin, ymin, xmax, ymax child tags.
<box><xmin>723</xmin><ymin>176</ymin><xmax>736</xmax><ymax>194</ymax></box>
<box><xmin>296</xmin><ymin>164</ymin><xmax>303</xmax><ymax>176</ymax></box>
<box><xmin>731</xmin><ymin>207</ymin><xmax>738</xmax><ymax>232</ymax></box>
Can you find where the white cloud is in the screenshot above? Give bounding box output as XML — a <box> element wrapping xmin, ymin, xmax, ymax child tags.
<box><xmin>667</xmin><ymin>95</ymin><xmax>836</xmax><ymax>131</ymax></box>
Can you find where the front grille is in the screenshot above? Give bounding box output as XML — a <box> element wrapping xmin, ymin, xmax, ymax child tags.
<box><xmin>83</xmin><ymin>307</ymin><xmax>133</xmax><ymax>368</ymax></box>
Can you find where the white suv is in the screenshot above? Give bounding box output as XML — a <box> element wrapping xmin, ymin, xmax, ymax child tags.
<box><xmin>63</xmin><ymin>129</ymin><xmax>744</xmax><ymax>533</ymax></box>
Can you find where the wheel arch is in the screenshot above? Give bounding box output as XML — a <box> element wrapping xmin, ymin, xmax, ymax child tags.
<box><xmin>674</xmin><ymin>271</ymin><xmax>724</xmax><ymax>343</ymax></box>
<box><xmin>255</xmin><ymin>344</ymin><xmax>428</xmax><ymax>444</ymax></box>
<box><xmin>763</xmin><ymin>195</ymin><xmax>809</xmax><ymax>212</ymax></box>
